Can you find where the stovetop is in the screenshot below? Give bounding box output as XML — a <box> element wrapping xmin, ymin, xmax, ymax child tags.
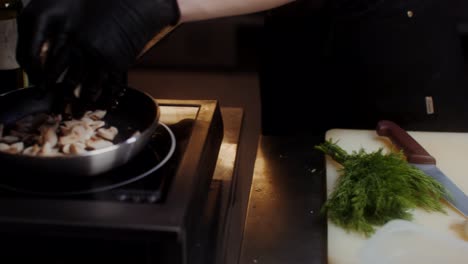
<box><xmin>0</xmin><ymin>100</ymin><xmax>224</xmax><ymax>239</ymax></box>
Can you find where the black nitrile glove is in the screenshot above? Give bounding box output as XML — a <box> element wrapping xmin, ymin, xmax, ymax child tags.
<box><xmin>16</xmin><ymin>0</ymin><xmax>85</xmax><ymax>89</ymax></box>
<box><xmin>17</xmin><ymin>0</ymin><xmax>180</xmax><ymax>113</ymax></box>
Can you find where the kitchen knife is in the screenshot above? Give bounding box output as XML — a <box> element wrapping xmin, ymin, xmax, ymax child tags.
<box><xmin>376</xmin><ymin>120</ymin><xmax>468</xmax><ymax>217</ymax></box>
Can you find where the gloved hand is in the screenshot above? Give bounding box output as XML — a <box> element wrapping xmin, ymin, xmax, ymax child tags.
<box><xmin>16</xmin><ymin>0</ymin><xmax>85</xmax><ymax>88</ymax></box>
<box><xmin>17</xmin><ymin>0</ymin><xmax>180</xmax><ymax>113</ymax></box>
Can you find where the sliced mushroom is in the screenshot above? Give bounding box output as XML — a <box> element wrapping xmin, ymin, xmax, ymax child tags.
<box><xmin>97</xmin><ymin>126</ymin><xmax>118</xmax><ymax>141</ymax></box>
<box><xmin>70</xmin><ymin>125</ymin><xmax>93</xmax><ymax>141</ymax></box>
<box><xmin>80</xmin><ymin>117</ymin><xmax>94</xmax><ymax>125</ymax></box>
<box><xmin>63</xmin><ymin>120</ymin><xmax>84</xmax><ymax>129</ymax></box>
<box><xmin>59</xmin><ymin>134</ymin><xmax>81</xmax><ymax>146</ymax></box>
<box><xmin>70</xmin><ymin>143</ymin><xmax>87</xmax><ymax>155</ymax></box>
<box><xmin>0</xmin><ymin>123</ymin><xmax>3</xmax><ymax>138</ymax></box>
<box><xmin>2</xmin><ymin>136</ymin><xmax>19</xmax><ymax>144</ymax></box>
<box><xmin>86</xmin><ymin>137</ymin><xmax>114</xmax><ymax>150</ymax></box>
<box><xmin>60</xmin><ymin>122</ymin><xmax>89</xmax><ymax>136</ymax></box>
<box><xmin>86</xmin><ymin>110</ymin><xmax>107</xmax><ymax>120</ymax></box>
<box><xmin>88</xmin><ymin>120</ymin><xmax>105</xmax><ymax>130</ymax></box>
<box><xmin>0</xmin><ymin>143</ymin><xmax>9</xmax><ymax>152</ymax></box>
<box><xmin>62</xmin><ymin>143</ymin><xmax>85</xmax><ymax>155</ymax></box>
<box><xmin>38</xmin><ymin>142</ymin><xmax>62</xmax><ymax>156</ymax></box>
<box><xmin>62</xmin><ymin>144</ymin><xmax>71</xmax><ymax>154</ymax></box>
<box><xmin>45</xmin><ymin>149</ymin><xmax>63</xmax><ymax>157</ymax></box>
<box><xmin>8</xmin><ymin>142</ymin><xmax>24</xmax><ymax>154</ymax></box>
<box><xmin>23</xmin><ymin>144</ymin><xmax>41</xmax><ymax>156</ymax></box>
<box><xmin>39</xmin><ymin>142</ymin><xmax>53</xmax><ymax>156</ymax></box>
<box><xmin>62</xmin><ymin>143</ymin><xmax>86</xmax><ymax>155</ymax></box>
<box><xmin>41</xmin><ymin>126</ymin><xmax>58</xmax><ymax>147</ymax></box>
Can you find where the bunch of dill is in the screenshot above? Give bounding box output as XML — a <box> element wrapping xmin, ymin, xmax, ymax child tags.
<box><xmin>316</xmin><ymin>139</ymin><xmax>448</xmax><ymax>237</ymax></box>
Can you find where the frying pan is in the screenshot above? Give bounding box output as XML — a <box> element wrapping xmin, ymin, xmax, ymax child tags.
<box><xmin>0</xmin><ymin>83</ymin><xmax>160</xmax><ymax>177</ymax></box>
<box><xmin>0</xmin><ymin>24</ymin><xmax>180</xmax><ymax>177</ymax></box>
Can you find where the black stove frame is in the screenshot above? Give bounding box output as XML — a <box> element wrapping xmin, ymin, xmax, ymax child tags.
<box><xmin>0</xmin><ymin>99</ymin><xmax>224</xmax><ymax>264</ymax></box>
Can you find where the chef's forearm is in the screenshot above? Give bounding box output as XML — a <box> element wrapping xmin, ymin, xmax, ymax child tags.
<box><xmin>177</xmin><ymin>0</ymin><xmax>296</xmax><ymax>22</ymax></box>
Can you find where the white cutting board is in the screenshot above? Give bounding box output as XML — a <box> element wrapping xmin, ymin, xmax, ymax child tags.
<box><xmin>325</xmin><ymin>128</ymin><xmax>468</xmax><ymax>264</ymax></box>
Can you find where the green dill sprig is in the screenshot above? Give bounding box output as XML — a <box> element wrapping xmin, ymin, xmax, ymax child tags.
<box><xmin>316</xmin><ymin>139</ymin><xmax>447</xmax><ymax>237</ymax></box>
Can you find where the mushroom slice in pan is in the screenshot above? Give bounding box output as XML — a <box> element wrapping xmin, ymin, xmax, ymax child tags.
<box><xmin>0</xmin><ymin>143</ymin><xmax>10</xmax><ymax>152</ymax></box>
<box><xmin>62</xmin><ymin>142</ymin><xmax>87</xmax><ymax>155</ymax></box>
<box><xmin>8</xmin><ymin>142</ymin><xmax>24</xmax><ymax>154</ymax></box>
<box><xmin>0</xmin><ymin>123</ymin><xmax>3</xmax><ymax>138</ymax></box>
<box><xmin>59</xmin><ymin>134</ymin><xmax>81</xmax><ymax>146</ymax></box>
<box><xmin>86</xmin><ymin>137</ymin><xmax>114</xmax><ymax>150</ymax></box>
<box><xmin>62</xmin><ymin>120</ymin><xmax>84</xmax><ymax>129</ymax></box>
<box><xmin>41</xmin><ymin>126</ymin><xmax>58</xmax><ymax>147</ymax></box>
<box><xmin>38</xmin><ymin>142</ymin><xmax>62</xmax><ymax>157</ymax></box>
<box><xmin>23</xmin><ymin>144</ymin><xmax>41</xmax><ymax>156</ymax></box>
<box><xmin>80</xmin><ymin>117</ymin><xmax>94</xmax><ymax>126</ymax></box>
<box><xmin>62</xmin><ymin>144</ymin><xmax>71</xmax><ymax>154</ymax></box>
<box><xmin>70</xmin><ymin>143</ymin><xmax>87</xmax><ymax>155</ymax></box>
<box><xmin>97</xmin><ymin>126</ymin><xmax>118</xmax><ymax>141</ymax></box>
<box><xmin>2</xmin><ymin>136</ymin><xmax>19</xmax><ymax>144</ymax></box>
<box><xmin>88</xmin><ymin>120</ymin><xmax>105</xmax><ymax>130</ymax></box>
<box><xmin>39</xmin><ymin>142</ymin><xmax>53</xmax><ymax>156</ymax></box>
<box><xmin>85</xmin><ymin>110</ymin><xmax>107</xmax><ymax>120</ymax></box>
<box><xmin>70</xmin><ymin>125</ymin><xmax>94</xmax><ymax>141</ymax></box>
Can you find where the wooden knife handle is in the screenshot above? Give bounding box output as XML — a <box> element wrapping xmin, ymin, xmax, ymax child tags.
<box><xmin>376</xmin><ymin>120</ymin><xmax>436</xmax><ymax>164</ymax></box>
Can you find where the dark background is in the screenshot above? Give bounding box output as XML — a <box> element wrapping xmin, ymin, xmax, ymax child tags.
<box><xmin>133</xmin><ymin>1</ymin><xmax>468</xmax><ymax>135</ymax></box>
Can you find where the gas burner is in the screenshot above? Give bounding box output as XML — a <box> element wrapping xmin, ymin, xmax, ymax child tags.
<box><xmin>0</xmin><ymin>122</ymin><xmax>176</xmax><ymax>197</ymax></box>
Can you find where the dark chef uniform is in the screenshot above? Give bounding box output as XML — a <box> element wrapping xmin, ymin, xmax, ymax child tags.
<box><xmin>258</xmin><ymin>0</ymin><xmax>468</xmax><ymax>136</ymax></box>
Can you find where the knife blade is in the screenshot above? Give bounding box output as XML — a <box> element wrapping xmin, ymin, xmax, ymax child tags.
<box><xmin>376</xmin><ymin>120</ymin><xmax>468</xmax><ymax>217</ymax></box>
